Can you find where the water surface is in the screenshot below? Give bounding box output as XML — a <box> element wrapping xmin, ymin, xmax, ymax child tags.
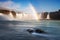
<box><xmin>0</xmin><ymin>20</ymin><xmax>60</xmax><ymax>40</ymax></box>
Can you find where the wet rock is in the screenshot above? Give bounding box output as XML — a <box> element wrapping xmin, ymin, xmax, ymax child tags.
<box><xmin>35</xmin><ymin>29</ymin><xmax>46</xmax><ymax>33</ymax></box>
<box><xmin>27</xmin><ymin>29</ymin><xmax>46</xmax><ymax>33</ymax></box>
<box><xmin>27</xmin><ymin>29</ymin><xmax>34</xmax><ymax>33</ymax></box>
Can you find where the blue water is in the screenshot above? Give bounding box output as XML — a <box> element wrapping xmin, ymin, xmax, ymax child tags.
<box><xmin>0</xmin><ymin>20</ymin><xmax>60</xmax><ymax>40</ymax></box>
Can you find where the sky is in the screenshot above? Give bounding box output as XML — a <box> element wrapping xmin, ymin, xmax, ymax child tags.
<box><xmin>0</xmin><ymin>0</ymin><xmax>60</xmax><ymax>12</ymax></box>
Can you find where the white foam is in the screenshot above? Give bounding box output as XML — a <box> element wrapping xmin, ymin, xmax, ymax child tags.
<box><xmin>32</xmin><ymin>32</ymin><xmax>55</xmax><ymax>37</ymax></box>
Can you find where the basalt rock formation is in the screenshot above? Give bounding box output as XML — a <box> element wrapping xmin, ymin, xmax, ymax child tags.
<box><xmin>0</xmin><ymin>9</ymin><xmax>16</xmax><ymax>18</ymax></box>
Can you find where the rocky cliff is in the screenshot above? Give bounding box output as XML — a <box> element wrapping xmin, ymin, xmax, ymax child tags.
<box><xmin>50</xmin><ymin>10</ymin><xmax>60</xmax><ymax>20</ymax></box>
<box><xmin>39</xmin><ymin>9</ymin><xmax>60</xmax><ymax>20</ymax></box>
<box><xmin>0</xmin><ymin>9</ymin><xmax>16</xmax><ymax>18</ymax></box>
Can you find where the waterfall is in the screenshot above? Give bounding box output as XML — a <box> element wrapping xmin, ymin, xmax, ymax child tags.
<box><xmin>40</xmin><ymin>13</ymin><xmax>42</xmax><ymax>19</ymax></box>
<box><xmin>0</xmin><ymin>3</ymin><xmax>40</xmax><ymax>21</ymax></box>
<box><xmin>46</xmin><ymin>14</ymin><xmax>50</xmax><ymax>19</ymax></box>
<box><xmin>0</xmin><ymin>13</ymin><xmax>13</xmax><ymax>21</ymax></box>
<box><xmin>8</xmin><ymin>12</ymin><xmax>15</xmax><ymax>20</ymax></box>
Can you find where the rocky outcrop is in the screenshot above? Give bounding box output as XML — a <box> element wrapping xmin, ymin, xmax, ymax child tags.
<box><xmin>27</xmin><ymin>29</ymin><xmax>46</xmax><ymax>33</ymax></box>
<box><xmin>39</xmin><ymin>9</ymin><xmax>60</xmax><ymax>20</ymax></box>
<box><xmin>50</xmin><ymin>10</ymin><xmax>60</xmax><ymax>20</ymax></box>
<box><xmin>11</xmin><ymin>11</ymin><xmax>16</xmax><ymax>18</ymax></box>
<box><xmin>0</xmin><ymin>9</ymin><xmax>16</xmax><ymax>18</ymax></box>
<box><xmin>41</xmin><ymin>12</ymin><xmax>48</xmax><ymax>19</ymax></box>
<box><xmin>0</xmin><ymin>9</ymin><xmax>10</xmax><ymax>15</ymax></box>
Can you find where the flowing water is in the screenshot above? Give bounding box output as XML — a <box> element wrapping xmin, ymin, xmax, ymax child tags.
<box><xmin>0</xmin><ymin>20</ymin><xmax>60</xmax><ymax>40</ymax></box>
<box><xmin>46</xmin><ymin>14</ymin><xmax>50</xmax><ymax>19</ymax></box>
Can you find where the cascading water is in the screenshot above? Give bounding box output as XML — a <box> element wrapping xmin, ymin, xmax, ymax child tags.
<box><xmin>8</xmin><ymin>11</ymin><xmax>14</xmax><ymax>20</ymax></box>
<box><xmin>15</xmin><ymin>3</ymin><xmax>39</xmax><ymax>21</ymax></box>
<box><xmin>39</xmin><ymin>13</ymin><xmax>42</xmax><ymax>19</ymax></box>
<box><xmin>46</xmin><ymin>14</ymin><xmax>50</xmax><ymax>19</ymax></box>
<box><xmin>0</xmin><ymin>13</ymin><xmax>13</xmax><ymax>21</ymax></box>
<box><xmin>0</xmin><ymin>3</ymin><xmax>39</xmax><ymax>21</ymax></box>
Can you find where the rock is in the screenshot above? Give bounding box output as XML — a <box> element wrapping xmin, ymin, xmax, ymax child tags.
<box><xmin>27</xmin><ymin>29</ymin><xmax>46</xmax><ymax>33</ymax></box>
<box><xmin>35</xmin><ymin>29</ymin><xmax>46</xmax><ymax>33</ymax></box>
<box><xmin>27</xmin><ymin>29</ymin><xmax>34</xmax><ymax>33</ymax></box>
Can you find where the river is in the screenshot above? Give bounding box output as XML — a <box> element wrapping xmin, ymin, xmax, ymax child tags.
<box><xmin>0</xmin><ymin>20</ymin><xmax>60</xmax><ymax>40</ymax></box>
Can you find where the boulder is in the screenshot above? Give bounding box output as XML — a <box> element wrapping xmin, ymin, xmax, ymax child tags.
<box><xmin>27</xmin><ymin>29</ymin><xmax>34</xmax><ymax>33</ymax></box>
<box><xmin>35</xmin><ymin>29</ymin><xmax>46</xmax><ymax>33</ymax></box>
<box><xmin>27</xmin><ymin>29</ymin><xmax>46</xmax><ymax>33</ymax></box>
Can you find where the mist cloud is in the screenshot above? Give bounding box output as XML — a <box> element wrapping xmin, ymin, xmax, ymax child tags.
<box><xmin>0</xmin><ymin>1</ymin><xmax>21</xmax><ymax>11</ymax></box>
<box><xmin>0</xmin><ymin>1</ymin><xmax>38</xmax><ymax>21</ymax></box>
